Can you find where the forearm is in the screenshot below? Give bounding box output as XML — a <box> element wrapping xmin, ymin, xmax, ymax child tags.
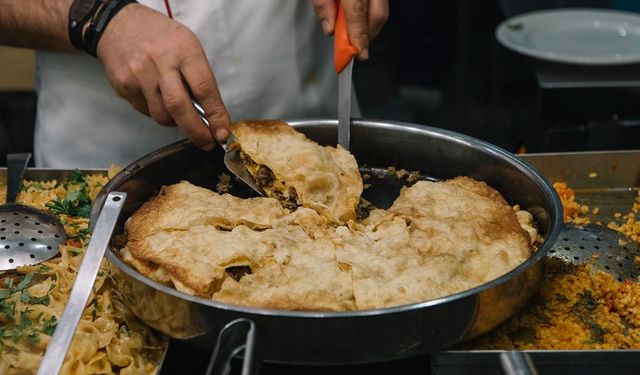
<box><xmin>0</xmin><ymin>0</ymin><xmax>74</xmax><ymax>51</ymax></box>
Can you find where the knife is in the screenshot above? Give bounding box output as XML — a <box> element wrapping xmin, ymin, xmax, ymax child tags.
<box><xmin>334</xmin><ymin>2</ymin><xmax>358</xmax><ymax>151</ymax></box>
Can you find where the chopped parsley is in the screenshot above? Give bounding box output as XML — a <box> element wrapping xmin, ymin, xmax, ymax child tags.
<box><xmin>91</xmin><ymin>302</ymin><xmax>100</xmax><ymax>322</ymax></box>
<box><xmin>15</xmin><ymin>273</ymin><xmax>35</xmax><ymax>291</ymax></box>
<box><xmin>571</xmin><ymin>290</ymin><xmax>607</xmax><ymax>343</ymax></box>
<box><xmin>0</xmin><ymin>299</ymin><xmax>16</xmax><ymax>321</ymax></box>
<box><xmin>0</xmin><ymin>272</ymin><xmax>60</xmax><ymax>345</ymax></box>
<box><xmin>0</xmin><ymin>313</ymin><xmax>40</xmax><ymax>344</ymax></box>
<box><xmin>20</xmin><ymin>290</ymin><xmax>50</xmax><ymax>306</ymax></box>
<box><xmin>0</xmin><ymin>272</ymin><xmax>53</xmax><ymax>321</ymax></box>
<box><xmin>120</xmin><ymin>325</ymin><xmax>130</xmax><ymax>337</ymax></box>
<box><xmin>46</xmin><ymin>171</ymin><xmax>93</xmax><ymax>218</ymax></box>
<box><xmin>68</xmin><ymin>227</ymin><xmax>92</xmax><ymax>242</ymax></box>
<box><xmin>67</xmin><ymin>169</ymin><xmax>86</xmax><ymax>185</ymax></box>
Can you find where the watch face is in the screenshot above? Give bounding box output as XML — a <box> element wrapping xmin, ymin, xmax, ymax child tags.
<box><xmin>69</xmin><ymin>0</ymin><xmax>101</xmax><ymax>27</ymax></box>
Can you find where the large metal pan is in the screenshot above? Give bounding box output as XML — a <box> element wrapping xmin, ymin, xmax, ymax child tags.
<box><xmin>91</xmin><ymin>119</ymin><xmax>563</xmax><ymax>366</ymax></box>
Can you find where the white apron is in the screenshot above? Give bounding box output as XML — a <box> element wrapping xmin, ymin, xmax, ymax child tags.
<box><xmin>35</xmin><ymin>0</ymin><xmax>348</xmax><ymax>168</ymax></box>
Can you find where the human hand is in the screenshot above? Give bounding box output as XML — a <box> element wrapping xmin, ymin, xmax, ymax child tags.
<box><xmin>312</xmin><ymin>0</ymin><xmax>389</xmax><ymax>60</ymax></box>
<box><xmin>96</xmin><ymin>4</ymin><xmax>230</xmax><ymax>151</ymax></box>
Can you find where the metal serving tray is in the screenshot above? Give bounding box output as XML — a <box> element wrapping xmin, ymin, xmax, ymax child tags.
<box><xmin>3</xmin><ymin>150</ymin><xmax>639</xmax><ymax>373</ymax></box>
<box><xmin>0</xmin><ymin>167</ymin><xmax>172</xmax><ymax>372</ymax></box>
<box><xmin>433</xmin><ymin>150</ymin><xmax>640</xmax><ymax>375</ymax></box>
<box><xmin>0</xmin><ymin>168</ymin><xmax>108</xmax><ymax>182</ymax></box>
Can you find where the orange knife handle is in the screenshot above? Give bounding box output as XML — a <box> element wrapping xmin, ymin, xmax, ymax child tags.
<box><xmin>334</xmin><ymin>1</ymin><xmax>358</xmax><ymax>73</ymax></box>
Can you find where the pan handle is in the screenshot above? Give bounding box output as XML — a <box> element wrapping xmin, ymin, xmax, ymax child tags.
<box><xmin>205</xmin><ymin>318</ymin><xmax>260</xmax><ymax>375</ymax></box>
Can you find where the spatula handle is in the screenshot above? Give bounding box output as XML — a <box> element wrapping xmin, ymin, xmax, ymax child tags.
<box><xmin>192</xmin><ymin>100</ymin><xmax>228</xmax><ymax>152</ymax></box>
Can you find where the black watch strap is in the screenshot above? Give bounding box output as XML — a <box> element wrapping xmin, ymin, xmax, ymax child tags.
<box><xmin>68</xmin><ymin>0</ymin><xmax>102</xmax><ymax>50</ymax></box>
<box><xmin>83</xmin><ymin>0</ymin><xmax>138</xmax><ymax>57</ymax></box>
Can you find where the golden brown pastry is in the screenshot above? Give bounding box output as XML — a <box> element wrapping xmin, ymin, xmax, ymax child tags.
<box><xmin>122</xmin><ymin>177</ymin><xmax>532</xmax><ymax>311</ymax></box>
<box><xmin>120</xmin><ymin>121</ymin><xmax>534</xmax><ymax>311</ymax></box>
<box><xmin>125</xmin><ymin>180</ymin><xmax>289</xmax><ymax>241</ymax></box>
<box><xmin>343</xmin><ymin>177</ymin><xmax>533</xmax><ymax>309</ymax></box>
<box><xmin>230</xmin><ymin>120</ymin><xmax>363</xmax><ymax>224</ymax></box>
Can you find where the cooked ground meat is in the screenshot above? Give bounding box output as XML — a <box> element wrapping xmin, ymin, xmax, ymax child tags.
<box><xmin>225</xmin><ymin>265</ymin><xmax>253</xmax><ymax>282</ymax></box>
<box><xmin>255</xmin><ymin>165</ymin><xmax>275</xmax><ymax>188</ymax></box>
<box><xmin>215</xmin><ymin>173</ymin><xmax>232</xmax><ymax>194</ymax></box>
<box><xmin>281</xmin><ymin>186</ymin><xmax>299</xmax><ymax>211</ymax></box>
<box><xmin>356</xmin><ymin>198</ymin><xmax>374</xmax><ymax>220</ymax></box>
<box><xmin>110</xmin><ymin>231</ymin><xmax>128</xmax><ymax>250</ymax></box>
<box><xmin>288</xmin><ymin>186</ymin><xmax>298</xmax><ymax>202</ymax></box>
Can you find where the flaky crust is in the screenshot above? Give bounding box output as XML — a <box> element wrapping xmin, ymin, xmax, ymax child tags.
<box><xmin>231</xmin><ymin>120</ymin><xmax>363</xmax><ymax>224</ymax></box>
<box><xmin>122</xmin><ymin>177</ymin><xmax>533</xmax><ymax>311</ymax></box>
<box><xmin>125</xmin><ymin>180</ymin><xmax>289</xmax><ymax>241</ymax></box>
<box><xmin>348</xmin><ymin>177</ymin><xmax>532</xmax><ymax>309</ymax></box>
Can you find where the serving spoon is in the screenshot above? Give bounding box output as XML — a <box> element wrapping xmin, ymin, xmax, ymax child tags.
<box><xmin>549</xmin><ymin>222</ymin><xmax>640</xmax><ymax>281</ymax></box>
<box><xmin>0</xmin><ymin>153</ymin><xmax>67</xmax><ymax>270</ymax></box>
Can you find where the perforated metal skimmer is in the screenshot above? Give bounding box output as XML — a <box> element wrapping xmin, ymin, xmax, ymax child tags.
<box><xmin>548</xmin><ymin>223</ymin><xmax>640</xmax><ymax>282</ymax></box>
<box><xmin>0</xmin><ymin>153</ymin><xmax>66</xmax><ymax>270</ymax></box>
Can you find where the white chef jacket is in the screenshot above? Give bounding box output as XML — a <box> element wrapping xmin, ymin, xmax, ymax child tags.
<box><xmin>35</xmin><ymin>0</ymin><xmax>353</xmax><ymax>168</ymax></box>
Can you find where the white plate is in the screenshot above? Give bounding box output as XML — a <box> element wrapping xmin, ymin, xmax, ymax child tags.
<box><xmin>496</xmin><ymin>8</ymin><xmax>640</xmax><ymax>65</ymax></box>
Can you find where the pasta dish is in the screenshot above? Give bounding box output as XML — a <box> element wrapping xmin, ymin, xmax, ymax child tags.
<box><xmin>0</xmin><ymin>171</ymin><xmax>166</xmax><ymax>375</ymax></box>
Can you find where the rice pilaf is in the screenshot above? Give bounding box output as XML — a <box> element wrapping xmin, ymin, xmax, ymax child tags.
<box><xmin>468</xmin><ymin>183</ymin><xmax>640</xmax><ymax>349</ymax></box>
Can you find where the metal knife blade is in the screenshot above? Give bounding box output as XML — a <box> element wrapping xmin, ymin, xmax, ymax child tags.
<box><xmin>338</xmin><ymin>58</ymin><xmax>354</xmax><ymax>151</ymax></box>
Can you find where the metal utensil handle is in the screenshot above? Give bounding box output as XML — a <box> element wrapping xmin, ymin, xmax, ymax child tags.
<box><xmin>192</xmin><ymin>100</ymin><xmax>228</xmax><ymax>152</ymax></box>
<box><xmin>6</xmin><ymin>153</ymin><xmax>31</xmax><ymax>204</ymax></box>
<box><xmin>205</xmin><ymin>318</ymin><xmax>260</xmax><ymax>375</ymax></box>
<box><xmin>192</xmin><ymin>100</ymin><xmax>210</xmax><ymax>127</ymax></box>
<box><xmin>499</xmin><ymin>351</ymin><xmax>539</xmax><ymax>375</ymax></box>
<box><xmin>37</xmin><ymin>192</ymin><xmax>126</xmax><ymax>375</ymax></box>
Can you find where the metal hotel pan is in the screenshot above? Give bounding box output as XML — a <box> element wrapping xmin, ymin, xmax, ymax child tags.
<box><xmin>91</xmin><ymin>119</ymin><xmax>563</xmax><ymax>366</ymax></box>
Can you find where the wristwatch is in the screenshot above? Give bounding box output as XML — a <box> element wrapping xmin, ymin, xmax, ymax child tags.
<box><xmin>68</xmin><ymin>0</ymin><xmax>138</xmax><ymax>57</ymax></box>
<box><xmin>68</xmin><ymin>0</ymin><xmax>103</xmax><ymax>51</ymax></box>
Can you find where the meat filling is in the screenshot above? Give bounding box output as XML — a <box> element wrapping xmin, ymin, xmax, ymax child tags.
<box><xmin>255</xmin><ymin>165</ymin><xmax>275</xmax><ymax>188</ymax></box>
<box><xmin>239</xmin><ymin>151</ymin><xmax>300</xmax><ymax>211</ymax></box>
<box><xmin>225</xmin><ymin>265</ymin><xmax>252</xmax><ymax>282</ymax></box>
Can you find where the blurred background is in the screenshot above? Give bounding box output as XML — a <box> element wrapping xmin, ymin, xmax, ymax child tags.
<box><xmin>1</xmin><ymin>0</ymin><xmax>640</xmax><ymax>165</ymax></box>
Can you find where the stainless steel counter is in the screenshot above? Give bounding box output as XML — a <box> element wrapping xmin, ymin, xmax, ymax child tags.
<box><xmin>435</xmin><ymin>150</ymin><xmax>640</xmax><ymax>375</ymax></box>
<box><xmin>2</xmin><ymin>151</ymin><xmax>639</xmax><ymax>374</ymax></box>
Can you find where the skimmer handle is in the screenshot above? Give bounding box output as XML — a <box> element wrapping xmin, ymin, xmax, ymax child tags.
<box><xmin>37</xmin><ymin>192</ymin><xmax>126</xmax><ymax>375</ymax></box>
<box><xmin>6</xmin><ymin>153</ymin><xmax>31</xmax><ymax>204</ymax></box>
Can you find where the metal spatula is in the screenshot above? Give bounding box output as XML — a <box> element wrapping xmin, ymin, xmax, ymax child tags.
<box><xmin>0</xmin><ymin>153</ymin><xmax>66</xmax><ymax>270</ymax></box>
<box><xmin>192</xmin><ymin>101</ymin><xmax>263</xmax><ymax>195</ymax></box>
<box><xmin>334</xmin><ymin>2</ymin><xmax>358</xmax><ymax>150</ymax></box>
